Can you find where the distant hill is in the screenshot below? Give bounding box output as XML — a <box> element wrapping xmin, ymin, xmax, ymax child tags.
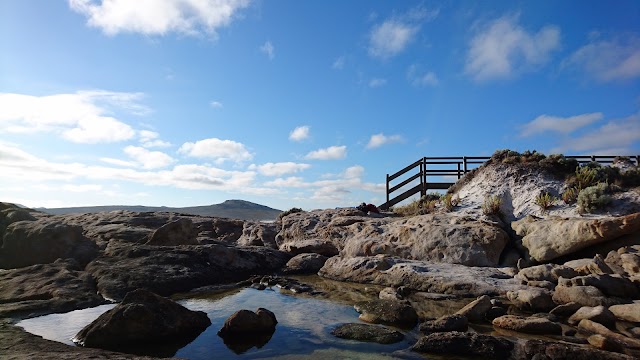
<box><xmin>37</xmin><ymin>199</ymin><xmax>283</xmax><ymax>221</ymax></box>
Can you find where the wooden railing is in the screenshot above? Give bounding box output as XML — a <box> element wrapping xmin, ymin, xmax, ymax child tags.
<box><xmin>380</xmin><ymin>155</ymin><xmax>640</xmax><ymax>210</ymax></box>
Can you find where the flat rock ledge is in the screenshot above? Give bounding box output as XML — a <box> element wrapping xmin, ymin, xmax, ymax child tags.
<box><xmin>319</xmin><ymin>255</ymin><xmax>526</xmax><ymax>297</ymax></box>
<box><xmin>331</xmin><ymin>323</ymin><xmax>404</xmax><ymax>344</ymax></box>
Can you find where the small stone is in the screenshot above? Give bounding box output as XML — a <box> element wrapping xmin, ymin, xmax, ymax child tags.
<box><xmin>455</xmin><ymin>295</ymin><xmax>492</xmax><ymax>323</ymax></box>
<box><xmin>587</xmin><ymin>334</ymin><xmax>624</xmax><ymax>353</ymax></box>
<box><xmin>568</xmin><ymin>306</ymin><xmax>615</xmax><ymax>328</ymax></box>
<box><xmin>492</xmin><ymin>315</ymin><xmax>562</xmax><ymax>335</ymax></box>
<box><xmin>550</xmin><ymin>302</ymin><xmax>582</xmax><ymax>317</ymax></box>
<box><xmin>419</xmin><ymin>315</ymin><xmax>468</xmax><ymax>333</ymax></box>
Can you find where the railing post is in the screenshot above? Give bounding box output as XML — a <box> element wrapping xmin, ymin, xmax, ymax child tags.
<box><xmin>420</xmin><ymin>158</ymin><xmax>426</xmax><ymax>198</ymax></box>
<box><xmin>386</xmin><ymin>174</ymin><xmax>390</xmax><ymax>206</ymax></box>
<box><xmin>463</xmin><ymin>156</ymin><xmax>468</xmax><ymax>173</ymax></box>
<box><xmin>591</xmin><ymin>155</ymin><xmax>596</xmax><ymax>162</ymax></box>
<box><xmin>457</xmin><ymin>162</ymin><xmax>461</xmax><ymax>179</ymax></box>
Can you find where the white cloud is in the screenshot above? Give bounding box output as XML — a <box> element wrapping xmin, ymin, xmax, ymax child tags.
<box><xmin>0</xmin><ymin>91</ymin><xmax>145</xmax><ymax>143</ymax></box>
<box><xmin>366</xmin><ymin>133</ymin><xmax>403</xmax><ymax>149</ymax></box>
<box><xmin>344</xmin><ymin>165</ymin><xmax>364</xmax><ymax>179</ymax></box>
<box><xmin>124</xmin><ymin>146</ymin><xmax>175</xmax><ymax>169</ymax></box>
<box><xmin>368</xmin><ymin>78</ymin><xmax>387</xmax><ymax>88</ymax></box>
<box><xmin>369</xmin><ymin>20</ymin><xmax>419</xmax><ymax>59</ymax></box>
<box><xmin>138</xmin><ymin>130</ymin><xmax>171</xmax><ymax>148</ymax></box>
<box><xmin>178</xmin><ymin>138</ymin><xmax>253</xmax><ymax>163</ymax></box>
<box><xmin>264</xmin><ymin>176</ymin><xmax>308</xmax><ymax>188</ymax></box>
<box><xmin>332</xmin><ymin>56</ymin><xmax>345</xmax><ymax>70</ymax></box>
<box><xmin>289</xmin><ymin>126</ymin><xmax>310</xmax><ymax>141</ymax></box>
<box><xmin>519</xmin><ymin>113</ymin><xmax>603</xmax><ymax>137</ymax></box>
<box><xmin>260</xmin><ymin>41</ymin><xmax>275</xmax><ymax>60</ymax></box>
<box><xmin>407</xmin><ymin>65</ymin><xmax>438</xmax><ymax>86</ymax></box>
<box><xmin>367</xmin><ymin>6</ymin><xmax>438</xmax><ymax>60</ymax></box>
<box><xmin>210</xmin><ymin>100</ymin><xmax>223</xmax><ymax>108</ymax></box>
<box><xmin>62</xmin><ymin>184</ymin><xmax>103</xmax><ymax>192</ymax></box>
<box><xmin>100</xmin><ymin>157</ymin><xmax>137</xmax><ymax>167</ymax></box>
<box><xmin>565</xmin><ymin>34</ymin><xmax>640</xmax><ymax>82</ymax></box>
<box><xmin>305</xmin><ymin>145</ymin><xmax>347</xmax><ymax>160</ymax></box>
<box><xmin>68</xmin><ymin>0</ymin><xmax>250</xmax><ymax>37</ymax></box>
<box><xmin>465</xmin><ymin>15</ymin><xmax>560</xmax><ymax>81</ymax></box>
<box><xmin>249</xmin><ymin>162</ymin><xmax>310</xmax><ymax>176</ymax></box>
<box><xmin>557</xmin><ymin>112</ymin><xmax>640</xmax><ymax>154</ymax></box>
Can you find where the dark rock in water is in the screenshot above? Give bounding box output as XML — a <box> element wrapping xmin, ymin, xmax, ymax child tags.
<box><xmin>419</xmin><ymin>314</ymin><xmax>468</xmax><ymax>333</ymax></box>
<box><xmin>0</xmin><ymin>218</ymin><xmax>98</xmax><ymax>269</ymax></box>
<box><xmin>218</xmin><ymin>308</ymin><xmax>277</xmax><ymax>336</ymax></box>
<box><xmin>87</xmin><ymin>242</ymin><xmax>291</xmax><ymax>301</ymax></box>
<box><xmin>145</xmin><ymin>218</ymin><xmax>197</xmax><ymax>246</ymax></box>
<box><xmin>331</xmin><ymin>323</ymin><xmax>404</xmax><ymax>344</ymax></box>
<box><xmin>549</xmin><ymin>301</ymin><xmax>582</xmax><ymax>317</ymax></box>
<box><xmin>354</xmin><ymin>299</ymin><xmax>418</xmax><ymax>328</ymax></box>
<box><xmin>485</xmin><ymin>306</ymin><xmax>507</xmax><ymax>321</ymax></box>
<box><xmin>0</xmin><ymin>259</ymin><xmax>104</xmax><ymax>318</ymax></box>
<box><xmin>282</xmin><ymin>253</ymin><xmax>328</xmax><ymax>274</ymax></box>
<box><xmin>514</xmin><ymin>338</ymin><xmax>637</xmax><ymax>360</ymax></box>
<box><xmin>412</xmin><ymin>331</ymin><xmax>514</xmax><ymax>359</ymax></box>
<box><xmin>218</xmin><ymin>308</ymin><xmax>277</xmax><ymax>353</ymax></box>
<box><xmin>74</xmin><ymin>289</ymin><xmax>210</xmax><ymax>357</ymax></box>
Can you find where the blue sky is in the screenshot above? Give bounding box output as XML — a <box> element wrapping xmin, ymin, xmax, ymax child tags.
<box><xmin>1</xmin><ymin>1</ymin><xmax>639</xmax><ymax>210</ymax></box>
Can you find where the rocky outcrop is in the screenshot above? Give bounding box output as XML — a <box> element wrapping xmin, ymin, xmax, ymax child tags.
<box><xmin>506</xmin><ymin>287</ymin><xmax>555</xmax><ymax>312</ymax></box>
<box><xmin>354</xmin><ymin>299</ymin><xmax>418</xmax><ymax>327</ymax></box>
<box><xmin>0</xmin><ymin>259</ymin><xmax>104</xmax><ymax>318</ymax></box>
<box><xmin>331</xmin><ymin>323</ymin><xmax>404</xmax><ymax>344</ymax></box>
<box><xmin>237</xmin><ymin>222</ymin><xmax>278</xmax><ymax>248</ymax></box>
<box><xmin>218</xmin><ymin>308</ymin><xmax>277</xmax><ymax>336</ymax></box>
<box><xmin>419</xmin><ymin>314</ymin><xmax>468</xmax><ymax>333</ymax></box>
<box><xmin>455</xmin><ymin>295</ymin><xmax>492</xmax><ymax>322</ymax></box>
<box><xmin>492</xmin><ymin>314</ymin><xmax>562</xmax><ymax>335</ymax></box>
<box><xmin>145</xmin><ymin>218</ymin><xmax>197</xmax><ymax>246</ymax></box>
<box><xmin>412</xmin><ymin>331</ymin><xmax>514</xmax><ymax>359</ymax></box>
<box><xmin>513</xmin><ymin>213</ymin><xmax>640</xmax><ymax>262</ymax></box>
<box><xmin>0</xmin><ymin>218</ymin><xmax>98</xmax><ymax>269</ymax></box>
<box><xmin>513</xmin><ymin>338</ymin><xmax>637</xmax><ymax>360</ymax></box>
<box><xmin>74</xmin><ymin>289</ymin><xmax>210</xmax><ymax>355</ymax></box>
<box><xmin>319</xmin><ymin>256</ymin><xmax>526</xmax><ymax>297</ymax></box>
<box><xmin>87</xmin><ymin>242</ymin><xmax>291</xmax><ymax>301</ymax></box>
<box><xmin>281</xmin><ymin>253</ymin><xmax>328</xmax><ymax>274</ymax></box>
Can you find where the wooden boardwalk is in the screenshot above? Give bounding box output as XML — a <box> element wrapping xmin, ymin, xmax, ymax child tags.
<box><xmin>380</xmin><ymin>155</ymin><xmax>640</xmax><ymax>210</ymax></box>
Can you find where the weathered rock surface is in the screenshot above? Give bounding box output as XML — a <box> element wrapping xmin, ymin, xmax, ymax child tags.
<box><xmin>516</xmin><ymin>264</ymin><xmax>579</xmax><ymax>283</ymax></box>
<box><xmin>513</xmin><ymin>338</ymin><xmax>636</xmax><ymax>360</ymax></box>
<box><xmin>419</xmin><ymin>314</ymin><xmax>468</xmax><ymax>333</ymax></box>
<box><xmin>145</xmin><ymin>218</ymin><xmax>197</xmax><ymax>246</ymax></box>
<box><xmin>276</xmin><ymin>209</ymin><xmax>510</xmax><ymax>266</ymax></box>
<box><xmin>507</xmin><ymin>287</ymin><xmax>555</xmax><ymax>312</ymax></box>
<box><xmin>455</xmin><ymin>295</ymin><xmax>492</xmax><ymax>323</ymax></box>
<box><xmin>609</xmin><ymin>302</ymin><xmax>640</xmax><ymax>323</ymax></box>
<box><xmin>280</xmin><ymin>239</ymin><xmax>339</xmax><ymax>256</ymax></box>
<box><xmin>281</xmin><ymin>253</ymin><xmax>328</xmax><ymax>274</ymax></box>
<box><xmin>558</xmin><ymin>273</ymin><xmax>640</xmax><ymax>299</ymax></box>
<box><xmin>87</xmin><ymin>242</ymin><xmax>290</xmax><ymax>301</ymax></box>
<box><xmin>605</xmin><ymin>245</ymin><xmax>640</xmax><ymax>281</ymax></box>
<box><xmin>354</xmin><ymin>299</ymin><xmax>418</xmax><ymax>327</ymax></box>
<box><xmin>565</xmin><ymin>255</ymin><xmax>613</xmax><ymax>275</ymax></box>
<box><xmin>218</xmin><ymin>308</ymin><xmax>277</xmax><ymax>336</ymax></box>
<box><xmin>237</xmin><ymin>222</ymin><xmax>277</xmax><ymax>248</ymax></box>
<box><xmin>0</xmin><ymin>218</ymin><xmax>98</xmax><ymax>269</ymax></box>
<box><xmin>549</xmin><ymin>302</ymin><xmax>582</xmax><ymax>317</ymax></box>
<box><xmin>552</xmin><ymin>283</ymin><xmax>623</xmax><ymax>307</ymax></box>
<box><xmin>578</xmin><ymin>319</ymin><xmax>640</xmax><ymax>349</ymax></box>
<box><xmin>331</xmin><ymin>323</ymin><xmax>404</xmax><ymax>344</ymax></box>
<box><xmin>568</xmin><ymin>306</ymin><xmax>616</xmax><ymax>328</ymax></box>
<box><xmin>74</xmin><ymin>289</ymin><xmax>210</xmax><ymax>354</ymax></box>
<box><xmin>319</xmin><ymin>256</ymin><xmax>526</xmax><ymax>297</ymax></box>
<box><xmin>0</xmin><ymin>259</ymin><xmax>104</xmax><ymax>318</ymax></box>
<box><xmin>492</xmin><ymin>315</ymin><xmax>562</xmax><ymax>335</ymax></box>
<box><xmin>412</xmin><ymin>331</ymin><xmax>514</xmax><ymax>359</ymax></box>
<box><xmin>512</xmin><ymin>213</ymin><xmax>640</xmax><ymax>262</ymax></box>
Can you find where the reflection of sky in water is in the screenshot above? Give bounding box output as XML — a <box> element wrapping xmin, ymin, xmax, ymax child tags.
<box><xmin>16</xmin><ymin>288</ymin><xmax>425</xmax><ymax>359</ymax></box>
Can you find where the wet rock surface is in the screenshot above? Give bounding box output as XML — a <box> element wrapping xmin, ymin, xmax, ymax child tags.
<box><xmin>412</xmin><ymin>331</ymin><xmax>514</xmax><ymax>359</ymax></box>
<box><xmin>331</xmin><ymin>323</ymin><xmax>404</xmax><ymax>344</ymax></box>
<box><xmin>354</xmin><ymin>299</ymin><xmax>418</xmax><ymax>327</ymax></box>
<box><xmin>74</xmin><ymin>289</ymin><xmax>210</xmax><ymax>356</ymax></box>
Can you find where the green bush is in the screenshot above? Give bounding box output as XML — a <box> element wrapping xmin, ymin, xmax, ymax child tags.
<box><xmin>534</xmin><ymin>191</ymin><xmax>556</xmax><ymax>211</ymax></box>
<box><xmin>482</xmin><ymin>195</ymin><xmax>503</xmax><ymax>216</ymax></box>
<box><xmin>277</xmin><ymin>207</ymin><xmax>303</xmax><ymax>221</ymax></box>
<box><xmin>561</xmin><ymin>187</ymin><xmax>578</xmax><ymax>204</ymax></box>
<box><xmin>577</xmin><ymin>183</ymin><xmax>612</xmax><ymax>213</ymax></box>
<box><xmin>394</xmin><ymin>194</ymin><xmax>440</xmax><ymax>216</ymax></box>
<box><xmin>441</xmin><ymin>193</ymin><xmax>459</xmax><ymax>212</ymax></box>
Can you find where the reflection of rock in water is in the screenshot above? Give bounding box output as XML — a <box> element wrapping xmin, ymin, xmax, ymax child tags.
<box><xmin>221</xmin><ymin>329</ymin><xmax>275</xmax><ymax>354</ymax></box>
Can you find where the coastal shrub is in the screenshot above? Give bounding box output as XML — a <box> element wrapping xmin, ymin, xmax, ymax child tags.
<box><xmin>394</xmin><ymin>195</ymin><xmax>439</xmax><ymax>216</ymax></box>
<box><xmin>567</xmin><ymin>166</ymin><xmax>598</xmax><ymax>191</ymax></box>
<box><xmin>577</xmin><ymin>183</ymin><xmax>611</xmax><ymax>213</ymax></box>
<box><xmin>534</xmin><ymin>191</ymin><xmax>556</xmax><ymax>211</ymax></box>
<box><xmin>482</xmin><ymin>195</ymin><xmax>503</xmax><ymax>217</ymax></box>
<box><xmin>278</xmin><ymin>207</ymin><xmax>303</xmax><ymax>221</ymax></box>
<box><xmin>441</xmin><ymin>193</ymin><xmax>459</xmax><ymax>212</ymax></box>
<box><xmin>561</xmin><ymin>187</ymin><xmax>578</xmax><ymax>204</ymax></box>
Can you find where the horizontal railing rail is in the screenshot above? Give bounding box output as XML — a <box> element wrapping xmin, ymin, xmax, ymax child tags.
<box><xmin>380</xmin><ymin>154</ymin><xmax>639</xmax><ymax>210</ymax></box>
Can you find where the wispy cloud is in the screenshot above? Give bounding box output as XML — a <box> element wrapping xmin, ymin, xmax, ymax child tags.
<box><xmin>210</xmin><ymin>100</ymin><xmax>223</xmax><ymax>108</ymax></box>
<box><xmin>407</xmin><ymin>64</ymin><xmax>439</xmax><ymax>86</ymax></box>
<box><xmin>554</xmin><ymin>112</ymin><xmax>640</xmax><ymax>154</ymax></box>
<box><xmin>139</xmin><ymin>130</ymin><xmax>171</xmax><ymax>148</ymax></box>
<box><xmin>260</xmin><ymin>40</ymin><xmax>275</xmax><ymax>60</ymax></box>
<box><xmin>519</xmin><ymin>113</ymin><xmax>603</xmax><ymax>137</ymax></box>
<box><xmin>305</xmin><ymin>145</ymin><xmax>347</xmax><ymax>160</ymax></box>
<box><xmin>332</xmin><ymin>56</ymin><xmax>345</xmax><ymax>70</ymax></box>
<box><xmin>68</xmin><ymin>0</ymin><xmax>251</xmax><ymax>37</ymax></box>
<box><xmin>249</xmin><ymin>162</ymin><xmax>311</xmax><ymax>176</ymax></box>
<box><xmin>564</xmin><ymin>34</ymin><xmax>640</xmax><ymax>82</ymax></box>
<box><xmin>368</xmin><ymin>6</ymin><xmax>438</xmax><ymax>60</ymax></box>
<box><xmin>465</xmin><ymin>14</ymin><xmax>560</xmax><ymax>81</ymax></box>
<box><xmin>289</xmin><ymin>125</ymin><xmax>310</xmax><ymax>141</ymax></box>
<box><xmin>178</xmin><ymin>138</ymin><xmax>253</xmax><ymax>163</ymax></box>
<box><xmin>366</xmin><ymin>133</ymin><xmax>403</xmax><ymax>149</ymax></box>
<box><xmin>124</xmin><ymin>146</ymin><xmax>175</xmax><ymax>169</ymax></box>
<box><xmin>0</xmin><ymin>90</ymin><xmax>146</xmax><ymax>143</ymax></box>
<box><xmin>368</xmin><ymin>78</ymin><xmax>387</xmax><ymax>88</ymax></box>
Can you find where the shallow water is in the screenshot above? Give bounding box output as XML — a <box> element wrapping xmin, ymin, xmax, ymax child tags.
<box><xmin>17</xmin><ymin>284</ymin><xmax>429</xmax><ymax>359</ymax></box>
